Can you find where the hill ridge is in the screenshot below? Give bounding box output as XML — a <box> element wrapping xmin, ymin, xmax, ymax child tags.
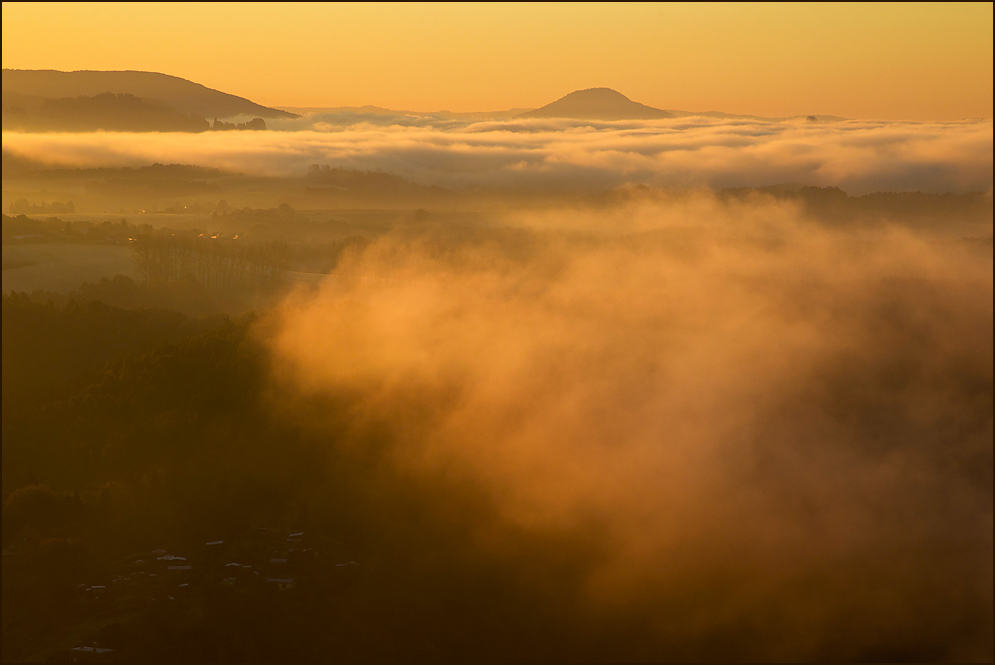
<box><xmin>2</xmin><ymin>69</ymin><xmax>298</xmax><ymax>119</ymax></box>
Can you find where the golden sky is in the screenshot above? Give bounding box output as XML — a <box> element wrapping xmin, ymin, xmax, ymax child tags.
<box><xmin>2</xmin><ymin>2</ymin><xmax>992</xmax><ymax>119</ymax></box>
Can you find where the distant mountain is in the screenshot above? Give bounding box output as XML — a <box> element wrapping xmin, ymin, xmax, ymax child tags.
<box><xmin>516</xmin><ymin>88</ymin><xmax>845</xmax><ymax>123</ymax></box>
<box><xmin>2</xmin><ymin>69</ymin><xmax>297</xmax><ymax>119</ymax></box>
<box><xmin>516</xmin><ymin>88</ymin><xmax>672</xmax><ymax>120</ymax></box>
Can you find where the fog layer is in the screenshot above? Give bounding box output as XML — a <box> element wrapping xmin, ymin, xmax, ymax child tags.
<box><xmin>263</xmin><ymin>197</ymin><xmax>993</xmax><ymax>660</ymax></box>
<box><xmin>4</xmin><ymin>117</ymin><xmax>992</xmax><ymax>194</ymax></box>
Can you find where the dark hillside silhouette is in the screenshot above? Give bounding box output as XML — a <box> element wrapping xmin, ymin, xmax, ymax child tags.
<box><xmin>3</xmin><ymin>93</ymin><xmax>210</xmax><ymax>132</ymax></box>
<box><xmin>517</xmin><ymin>88</ymin><xmax>673</xmax><ymax>120</ymax></box>
<box><xmin>3</xmin><ymin>93</ymin><xmax>269</xmax><ymax>133</ymax></box>
<box><xmin>2</xmin><ymin>69</ymin><xmax>297</xmax><ymax>119</ymax></box>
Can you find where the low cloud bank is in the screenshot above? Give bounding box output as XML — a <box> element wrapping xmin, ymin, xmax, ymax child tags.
<box><xmin>3</xmin><ymin>117</ymin><xmax>991</xmax><ymax>195</ymax></box>
<box><xmin>264</xmin><ymin>199</ymin><xmax>993</xmax><ymax>659</ymax></box>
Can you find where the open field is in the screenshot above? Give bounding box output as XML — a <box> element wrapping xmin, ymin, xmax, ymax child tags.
<box><xmin>2</xmin><ymin>242</ymin><xmax>138</xmax><ymax>293</ymax></box>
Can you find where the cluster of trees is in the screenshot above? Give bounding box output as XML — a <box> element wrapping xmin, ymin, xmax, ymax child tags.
<box><xmin>7</xmin><ymin>199</ymin><xmax>74</xmax><ymax>215</ymax></box>
<box><xmin>132</xmin><ymin>234</ymin><xmax>289</xmax><ymax>289</ymax></box>
<box><xmin>211</xmin><ymin>117</ymin><xmax>266</xmax><ymax>131</ymax></box>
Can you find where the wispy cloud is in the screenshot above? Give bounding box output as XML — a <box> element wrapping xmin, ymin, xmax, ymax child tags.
<box><xmin>264</xmin><ymin>201</ymin><xmax>993</xmax><ymax>657</ymax></box>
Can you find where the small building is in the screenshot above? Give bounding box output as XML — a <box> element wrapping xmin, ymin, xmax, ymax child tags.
<box><xmin>267</xmin><ymin>578</ymin><xmax>295</xmax><ymax>591</ymax></box>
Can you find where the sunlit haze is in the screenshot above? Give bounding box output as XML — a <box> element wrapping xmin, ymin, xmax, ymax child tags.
<box><xmin>2</xmin><ymin>3</ymin><xmax>992</xmax><ymax>663</ymax></box>
<box><xmin>3</xmin><ymin>2</ymin><xmax>993</xmax><ymax>119</ymax></box>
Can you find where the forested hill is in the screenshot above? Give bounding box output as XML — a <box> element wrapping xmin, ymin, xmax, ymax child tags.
<box><xmin>2</xmin><ymin>93</ymin><xmax>212</xmax><ymax>132</ymax></box>
<box><xmin>2</xmin><ymin>69</ymin><xmax>297</xmax><ymax>119</ymax></box>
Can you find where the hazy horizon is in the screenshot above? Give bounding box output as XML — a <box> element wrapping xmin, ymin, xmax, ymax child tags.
<box><xmin>3</xmin><ymin>3</ymin><xmax>992</xmax><ymax>120</ymax></box>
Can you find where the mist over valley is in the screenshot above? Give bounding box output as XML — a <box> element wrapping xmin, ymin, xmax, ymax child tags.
<box><xmin>3</xmin><ymin>11</ymin><xmax>992</xmax><ymax>661</ymax></box>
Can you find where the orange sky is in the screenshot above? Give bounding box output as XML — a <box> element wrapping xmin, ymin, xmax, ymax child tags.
<box><xmin>2</xmin><ymin>2</ymin><xmax>992</xmax><ymax>120</ymax></box>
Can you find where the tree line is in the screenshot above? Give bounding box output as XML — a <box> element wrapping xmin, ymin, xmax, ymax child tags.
<box><xmin>132</xmin><ymin>234</ymin><xmax>290</xmax><ymax>289</ymax></box>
